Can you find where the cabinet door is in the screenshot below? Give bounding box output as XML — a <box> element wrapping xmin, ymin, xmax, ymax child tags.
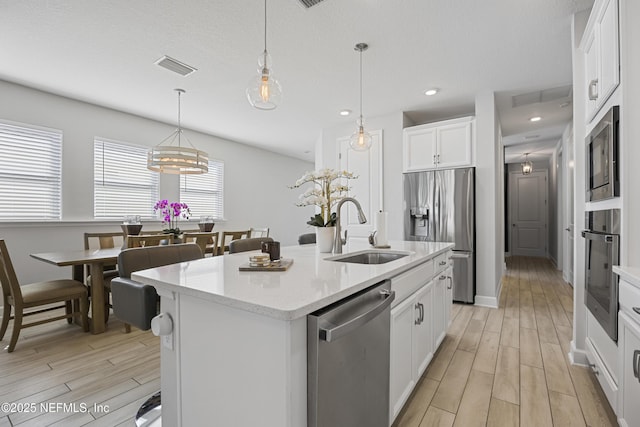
<box><xmin>584</xmin><ymin>29</ymin><xmax>599</xmax><ymax>121</ymax></box>
<box><xmin>403</xmin><ymin>127</ymin><xmax>437</xmax><ymax>172</ymax></box>
<box><xmin>390</xmin><ymin>295</ymin><xmax>417</xmax><ymax>422</ymax></box>
<box><xmin>598</xmin><ymin>0</ymin><xmax>619</xmax><ymax>106</ymax></box>
<box><xmin>432</xmin><ymin>275</ymin><xmax>446</xmax><ymax>349</ymax></box>
<box><xmin>620</xmin><ymin>313</ymin><xmax>640</xmax><ymax>427</ymax></box>
<box><xmin>413</xmin><ymin>282</ymin><xmax>434</xmax><ymax>379</ymax></box>
<box><xmin>436</xmin><ymin>121</ymin><xmax>472</xmax><ymax>169</ymax></box>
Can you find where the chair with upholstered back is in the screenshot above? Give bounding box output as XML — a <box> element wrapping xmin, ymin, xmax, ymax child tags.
<box><xmin>219</xmin><ymin>230</ymin><xmax>250</xmax><ymax>255</ymax></box>
<box><xmin>83</xmin><ymin>231</ymin><xmax>125</xmax><ymax>323</ymax></box>
<box><xmin>249</xmin><ymin>227</ymin><xmax>270</xmax><ymax>238</ymax></box>
<box><xmin>298</xmin><ymin>233</ymin><xmax>316</xmax><ymax>245</ymax></box>
<box><xmin>228</xmin><ymin>237</ymin><xmax>274</xmax><ymax>254</ymax></box>
<box><xmin>127</xmin><ymin>234</ymin><xmax>172</xmax><ymax>248</ymax></box>
<box><xmin>182</xmin><ymin>232</ymin><xmax>219</xmax><ymax>256</ymax></box>
<box><xmin>0</xmin><ymin>240</ymin><xmax>89</xmax><ymax>352</ymax></box>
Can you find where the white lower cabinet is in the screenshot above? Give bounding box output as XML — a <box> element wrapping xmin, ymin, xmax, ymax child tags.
<box><xmin>619</xmin><ymin>311</ymin><xmax>640</xmax><ymax>427</ymax></box>
<box><xmin>390</xmin><ymin>280</ymin><xmax>435</xmax><ymax>424</ymax></box>
<box><xmin>444</xmin><ymin>267</ymin><xmax>453</xmax><ymax>328</ymax></box>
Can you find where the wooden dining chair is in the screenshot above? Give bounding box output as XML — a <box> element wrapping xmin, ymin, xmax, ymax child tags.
<box><xmin>228</xmin><ymin>237</ymin><xmax>273</xmax><ymax>254</ymax></box>
<box><xmin>127</xmin><ymin>234</ymin><xmax>172</xmax><ymax>248</ymax></box>
<box><xmin>84</xmin><ymin>231</ymin><xmax>124</xmax><ymax>323</ymax></box>
<box><xmin>219</xmin><ymin>230</ymin><xmax>250</xmax><ymax>255</ymax></box>
<box><xmin>249</xmin><ymin>227</ymin><xmax>270</xmax><ymax>238</ymax></box>
<box><xmin>182</xmin><ymin>232</ymin><xmax>219</xmax><ymax>257</ymax></box>
<box><xmin>0</xmin><ymin>240</ymin><xmax>89</xmax><ymax>352</ymax></box>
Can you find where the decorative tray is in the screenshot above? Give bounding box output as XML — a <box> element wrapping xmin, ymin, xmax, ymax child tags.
<box><xmin>239</xmin><ymin>259</ymin><xmax>293</xmax><ymax>272</ymax></box>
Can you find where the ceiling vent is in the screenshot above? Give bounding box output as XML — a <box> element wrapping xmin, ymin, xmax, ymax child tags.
<box><xmin>155</xmin><ymin>56</ymin><xmax>197</xmax><ymax>77</ymax></box>
<box><xmin>298</xmin><ymin>0</ymin><xmax>326</xmax><ymax>8</ymax></box>
<box><xmin>511</xmin><ymin>85</ymin><xmax>572</xmax><ymax>108</ymax></box>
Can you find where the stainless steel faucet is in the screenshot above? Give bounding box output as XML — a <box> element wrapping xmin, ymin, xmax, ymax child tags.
<box><xmin>333</xmin><ymin>197</ymin><xmax>367</xmax><ymax>254</ymax></box>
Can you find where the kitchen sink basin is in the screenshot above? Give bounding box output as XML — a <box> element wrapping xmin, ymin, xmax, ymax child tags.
<box><xmin>327</xmin><ymin>250</ymin><xmax>409</xmax><ymax>265</ymax></box>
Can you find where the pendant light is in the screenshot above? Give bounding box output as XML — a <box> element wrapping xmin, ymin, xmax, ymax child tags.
<box><xmin>246</xmin><ymin>0</ymin><xmax>282</xmax><ymax>110</ymax></box>
<box><xmin>349</xmin><ymin>43</ymin><xmax>372</xmax><ymax>151</ymax></box>
<box><xmin>521</xmin><ymin>153</ymin><xmax>533</xmax><ymax>175</ymax></box>
<box><xmin>147</xmin><ymin>89</ymin><xmax>209</xmax><ymax>174</ymax></box>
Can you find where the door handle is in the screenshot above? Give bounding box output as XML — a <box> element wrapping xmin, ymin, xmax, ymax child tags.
<box><xmin>633</xmin><ymin>350</ymin><xmax>640</xmax><ymax>381</ymax></box>
<box><xmin>319</xmin><ymin>290</ymin><xmax>395</xmax><ymax>342</ymax></box>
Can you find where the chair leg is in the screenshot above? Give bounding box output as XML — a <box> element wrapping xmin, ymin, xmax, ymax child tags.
<box><xmin>78</xmin><ymin>297</ymin><xmax>90</xmax><ymax>333</ymax></box>
<box><xmin>65</xmin><ymin>301</ymin><xmax>73</xmax><ymax>324</ymax></box>
<box><xmin>7</xmin><ymin>309</ymin><xmax>23</xmax><ymax>353</ymax></box>
<box><xmin>0</xmin><ymin>301</ymin><xmax>10</xmax><ymax>340</ymax></box>
<box><xmin>124</xmin><ymin>323</ymin><xmax>131</xmax><ymax>333</ymax></box>
<box><xmin>103</xmin><ymin>289</ymin><xmax>110</xmax><ymax>323</ymax></box>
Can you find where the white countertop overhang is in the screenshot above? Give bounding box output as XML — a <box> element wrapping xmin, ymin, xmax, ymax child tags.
<box><xmin>132</xmin><ymin>240</ymin><xmax>454</xmax><ymax>320</ymax></box>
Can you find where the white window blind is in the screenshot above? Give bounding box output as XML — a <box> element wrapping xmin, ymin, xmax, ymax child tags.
<box><xmin>94</xmin><ymin>138</ymin><xmax>159</xmax><ymax>219</ymax></box>
<box><xmin>0</xmin><ymin>120</ymin><xmax>62</xmax><ymax>220</ymax></box>
<box><xmin>180</xmin><ymin>160</ymin><xmax>224</xmax><ymax>219</ymax></box>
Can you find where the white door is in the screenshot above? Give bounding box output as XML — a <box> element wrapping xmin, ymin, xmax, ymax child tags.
<box><xmin>564</xmin><ymin>130</ymin><xmax>575</xmax><ymax>285</ymax></box>
<box><xmin>509</xmin><ymin>170</ymin><xmax>548</xmax><ymax>257</ymax></box>
<box><xmin>389</xmin><ymin>296</ymin><xmax>417</xmax><ymax>423</ymax></box>
<box><xmin>338</xmin><ymin>130</ymin><xmax>383</xmax><ymax>238</ymax></box>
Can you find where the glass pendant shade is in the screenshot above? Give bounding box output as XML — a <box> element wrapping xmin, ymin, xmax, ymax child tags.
<box><xmin>247</xmin><ymin>51</ymin><xmax>282</xmax><ymax>110</ymax></box>
<box><xmin>521</xmin><ymin>154</ymin><xmax>533</xmax><ymax>175</ymax></box>
<box><xmin>147</xmin><ymin>89</ymin><xmax>208</xmax><ymax>175</ymax></box>
<box><xmin>350</xmin><ymin>124</ymin><xmax>372</xmax><ymax>151</ymax></box>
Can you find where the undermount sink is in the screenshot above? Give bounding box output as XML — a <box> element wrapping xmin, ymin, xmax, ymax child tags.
<box><xmin>327</xmin><ymin>250</ymin><xmax>410</xmax><ymax>265</ymax></box>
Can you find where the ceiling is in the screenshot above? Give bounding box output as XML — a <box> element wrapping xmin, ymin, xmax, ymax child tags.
<box><xmin>0</xmin><ymin>0</ymin><xmax>593</xmax><ymax>162</ymax></box>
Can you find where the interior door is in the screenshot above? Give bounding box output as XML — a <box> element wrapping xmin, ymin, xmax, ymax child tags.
<box><xmin>509</xmin><ymin>170</ymin><xmax>548</xmax><ymax>257</ymax></box>
<box><xmin>338</xmin><ymin>130</ymin><xmax>383</xmax><ymax>238</ymax></box>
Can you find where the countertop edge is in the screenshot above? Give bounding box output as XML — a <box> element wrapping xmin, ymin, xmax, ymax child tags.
<box><xmin>614</xmin><ymin>266</ymin><xmax>640</xmax><ymax>289</ymax></box>
<box><xmin>134</xmin><ymin>243</ymin><xmax>454</xmax><ymax>321</ymax></box>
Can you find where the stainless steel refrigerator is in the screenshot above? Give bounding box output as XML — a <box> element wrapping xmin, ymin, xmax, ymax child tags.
<box><xmin>403</xmin><ymin>167</ymin><xmax>475</xmax><ymax>303</ymax></box>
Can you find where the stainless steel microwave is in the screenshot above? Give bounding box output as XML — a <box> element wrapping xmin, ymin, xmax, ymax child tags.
<box><xmin>587</xmin><ymin>105</ymin><xmax>619</xmax><ymax>202</ymax></box>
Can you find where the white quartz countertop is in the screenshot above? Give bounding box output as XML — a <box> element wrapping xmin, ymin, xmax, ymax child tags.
<box><xmin>614</xmin><ymin>266</ymin><xmax>640</xmax><ymax>289</ymax></box>
<box><xmin>132</xmin><ymin>240</ymin><xmax>454</xmax><ymax>320</ymax></box>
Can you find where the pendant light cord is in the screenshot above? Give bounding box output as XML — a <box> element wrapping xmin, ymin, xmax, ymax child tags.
<box><xmin>359</xmin><ymin>48</ymin><xmax>363</xmax><ymax>122</ymax></box>
<box><xmin>177</xmin><ymin>90</ymin><xmax>182</xmax><ymax>147</ymax></box>
<box><xmin>264</xmin><ymin>0</ymin><xmax>268</xmax><ymax>53</ymax></box>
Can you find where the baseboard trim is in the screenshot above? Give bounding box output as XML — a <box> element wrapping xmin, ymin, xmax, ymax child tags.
<box><xmin>474</xmin><ymin>295</ymin><xmax>499</xmax><ymax>308</ymax></box>
<box><xmin>569</xmin><ymin>340</ymin><xmax>589</xmax><ymax>366</ymax></box>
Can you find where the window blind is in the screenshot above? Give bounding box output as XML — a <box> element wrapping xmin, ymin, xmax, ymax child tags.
<box><xmin>0</xmin><ymin>120</ymin><xmax>62</xmax><ymax>220</ymax></box>
<box><xmin>94</xmin><ymin>138</ymin><xmax>159</xmax><ymax>219</ymax></box>
<box><xmin>180</xmin><ymin>160</ymin><xmax>224</xmax><ymax>219</ymax></box>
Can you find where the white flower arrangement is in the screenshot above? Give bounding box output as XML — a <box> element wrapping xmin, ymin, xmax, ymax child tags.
<box><xmin>290</xmin><ymin>168</ymin><xmax>358</xmax><ymax>227</ymax></box>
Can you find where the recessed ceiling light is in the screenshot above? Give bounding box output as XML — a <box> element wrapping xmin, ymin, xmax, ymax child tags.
<box><xmin>424</xmin><ymin>88</ymin><xmax>439</xmax><ymax>96</ymax></box>
<box><xmin>339</xmin><ymin>109</ymin><xmax>351</xmax><ymax>116</ymax></box>
<box><xmin>529</xmin><ymin>116</ymin><xmax>542</xmax><ymax>122</ymax></box>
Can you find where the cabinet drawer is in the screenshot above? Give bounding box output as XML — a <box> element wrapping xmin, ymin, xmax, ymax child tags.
<box><xmin>434</xmin><ymin>252</ymin><xmax>449</xmax><ymax>274</ymax></box>
<box><xmin>391</xmin><ymin>260</ymin><xmax>434</xmax><ymax>308</ymax></box>
<box><xmin>620</xmin><ymin>279</ymin><xmax>640</xmax><ymax>319</ymax></box>
<box><xmin>585</xmin><ymin>337</ymin><xmax>618</xmax><ymax>411</ymax></box>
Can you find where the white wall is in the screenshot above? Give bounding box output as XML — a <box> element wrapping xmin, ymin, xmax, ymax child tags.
<box><xmin>475</xmin><ymin>91</ymin><xmax>504</xmax><ymax>307</ymax></box>
<box><xmin>0</xmin><ymin>80</ymin><xmax>313</xmax><ymax>285</ymax></box>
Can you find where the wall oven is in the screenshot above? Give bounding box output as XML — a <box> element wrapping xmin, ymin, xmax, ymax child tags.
<box><xmin>582</xmin><ymin>209</ymin><xmax>620</xmax><ymax>341</ymax></box>
<box><xmin>587</xmin><ymin>105</ymin><xmax>619</xmax><ymax>202</ymax></box>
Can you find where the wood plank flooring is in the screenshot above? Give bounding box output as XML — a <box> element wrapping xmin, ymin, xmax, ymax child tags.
<box><xmin>393</xmin><ymin>256</ymin><xmax>618</xmax><ymax>427</ymax></box>
<box><xmin>0</xmin><ymin>256</ymin><xmax>619</xmax><ymax>426</ymax></box>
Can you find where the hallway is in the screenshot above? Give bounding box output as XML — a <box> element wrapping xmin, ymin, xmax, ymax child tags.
<box><xmin>393</xmin><ymin>256</ymin><xmax>617</xmax><ymax>427</ymax></box>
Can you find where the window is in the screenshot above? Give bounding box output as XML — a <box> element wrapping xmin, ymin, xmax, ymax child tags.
<box><xmin>94</xmin><ymin>138</ymin><xmax>159</xmax><ymax>219</ymax></box>
<box><xmin>0</xmin><ymin>120</ymin><xmax>62</xmax><ymax>220</ymax></box>
<box><xmin>180</xmin><ymin>160</ymin><xmax>224</xmax><ymax>219</ymax></box>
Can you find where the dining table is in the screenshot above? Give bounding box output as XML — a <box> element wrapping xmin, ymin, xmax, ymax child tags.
<box><xmin>30</xmin><ymin>247</ymin><xmax>121</xmax><ymax>334</ymax></box>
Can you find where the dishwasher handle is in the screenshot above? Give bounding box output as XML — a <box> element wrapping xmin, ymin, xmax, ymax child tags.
<box><xmin>319</xmin><ymin>290</ymin><xmax>395</xmax><ymax>342</ymax></box>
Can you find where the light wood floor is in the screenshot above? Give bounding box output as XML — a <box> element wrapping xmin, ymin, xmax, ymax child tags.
<box><xmin>393</xmin><ymin>256</ymin><xmax>618</xmax><ymax>427</ymax></box>
<box><xmin>0</xmin><ymin>256</ymin><xmax>618</xmax><ymax>426</ymax></box>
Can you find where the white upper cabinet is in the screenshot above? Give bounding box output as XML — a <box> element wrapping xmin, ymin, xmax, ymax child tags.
<box><xmin>581</xmin><ymin>0</ymin><xmax>619</xmax><ymax>123</ymax></box>
<box><xmin>403</xmin><ymin>116</ymin><xmax>474</xmax><ymax>172</ymax></box>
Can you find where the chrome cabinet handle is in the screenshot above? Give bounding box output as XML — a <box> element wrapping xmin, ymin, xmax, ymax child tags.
<box><xmin>439</xmin><ymin>275</ymin><xmax>446</xmax><ymax>280</ymax></box>
<box><xmin>433</xmin><ymin>154</ymin><xmax>436</xmax><ymax>165</ymax></box>
<box><xmin>633</xmin><ymin>307</ymin><xmax>640</xmax><ymax>315</ymax></box>
<box><xmin>589</xmin><ymin>363</ymin><xmax>599</xmax><ymax>376</ymax></box>
<box><xmin>415</xmin><ymin>303</ymin><xmax>421</xmax><ymax>325</ymax></box>
<box><xmin>439</xmin><ymin>260</ymin><xmax>447</xmax><ymax>266</ymax></box>
<box><xmin>588</xmin><ymin>79</ymin><xmax>598</xmax><ymax>101</ymax></box>
<box><xmin>447</xmin><ymin>276</ymin><xmax>453</xmax><ymax>290</ymax></box>
<box><xmin>419</xmin><ymin>302</ymin><xmax>424</xmax><ymax>324</ymax></box>
<box><xmin>633</xmin><ymin>350</ymin><xmax>640</xmax><ymax>381</ymax></box>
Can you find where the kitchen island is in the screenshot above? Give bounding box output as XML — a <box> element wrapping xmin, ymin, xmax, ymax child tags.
<box><xmin>132</xmin><ymin>240</ymin><xmax>454</xmax><ymax>427</ymax></box>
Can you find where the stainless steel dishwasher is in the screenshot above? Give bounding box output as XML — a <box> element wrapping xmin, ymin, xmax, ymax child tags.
<box><xmin>308</xmin><ymin>280</ymin><xmax>395</xmax><ymax>427</ymax></box>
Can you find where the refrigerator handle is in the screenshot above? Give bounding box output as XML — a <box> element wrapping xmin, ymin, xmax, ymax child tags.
<box><xmin>467</xmin><ymin>170</ymin><xmax>473</xmax><ymax>249</ymax></box>
<box><xmin>450</xmin><ymin>252</ymin><xmax>471</xmax><ymax>259</ymax></box>
<box><xmin>319</xmin><ymin>291</ymin><xmax>395</xmax><ymax>342</ymax></box>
